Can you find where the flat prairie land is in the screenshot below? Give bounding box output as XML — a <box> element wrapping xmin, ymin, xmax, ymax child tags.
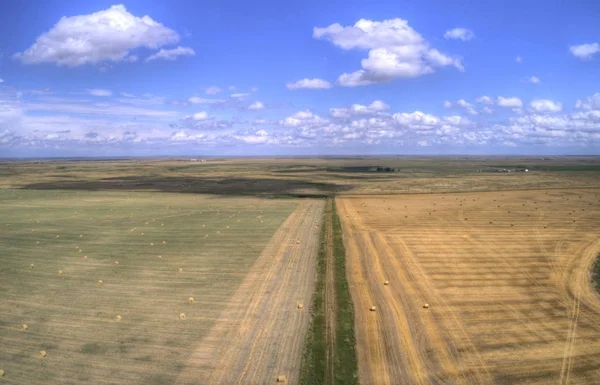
<box><xmin>0</xmin><ymin>189</ymin><xmax>323</xmax><ymax>384</ymax></box>
<box><xmin>338</xmin><ymin>189</ymin><xmax>600</xmax><ymax>385</ymax></box>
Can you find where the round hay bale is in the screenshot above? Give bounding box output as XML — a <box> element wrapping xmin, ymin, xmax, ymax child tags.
<box><xmin>83</xmin><ymin>256</ymin><xmax>88</xmax><ymax>260</ymax></box>
<box><xmin>384</xmin><ymin>280</ymin><xmax>390</xmax><ymax>285</ymax></box>
<box><xmin>80</xmin><ymin>234</ymin><xmax>83</xmax><ymax>238</ymax></box>
<box><xmin>97</xmin><ymin>280</ymin><xmax>103</xmax><ymax>285</ymax></box>
<box><xmin>178</xmin><ymin>313</ymin><xmax>186</xmax><ymax>320</ymax></box>
<box><xmin>277</xmin><ymin>375</ymin><xmax>287</xmax><ymax>383</ymax></box>
<box><xmin>56</xmin><ymin>235</ymin><xmax>60</xmax><ymax>238</ymax></box>
<box><xmin>22</xmin><ymin>324</ymin><xmax>28</xmax><ymax>331</ymax></box>
<box><xmin>226</xmin><ymin>225</ymin><xmax>229</xmax><ymax>229</ymax></box>
<box><xmin>370</xmin><ymin>306</ymin><xmax>376</xmax><ymax>312</ymax></box>
<box><xmin>188</xmin><ymin>297</ymin><xmax>194</xmax><ymax>304</ymax></box>
<box><xmin>39</xmin><ymin>350</ymin><xmax>47</xmax><ymax>358</ymax></box>
<box><xmin>162</xmin><ymin>240</ymin><xmax>166</xmax><ymax>244</ymax></box>
<box><xmin>57</xmin><ymin>270</ymin><xmax>63</xmax><ymax>276</ymax></box>
<box><xmin>113</xmin><ymin>261</ymin><xmax>119</xmax><ymax>265</ymax></box>
<box><xmin>36</xmin><ymin>241</ymin><xmax>40</xmax><ymax>245</ymax></box>
<box><xmin>29</xmin><ymin>264</ymin><xmax>35</xmax><ymax>269</ymax></box>
<box><xmin>161</xmin><ymin>223</ymin><xmax>164</xmax><ymax>227</ymax></box>
<box><xmin>297</xmin><ymin>304</ymin><xmax>304</xmax><ymax>310</ymax></box>
<box><xmin>178</xmin><ymin>268</ymin><xmax>183</xmax><ymax>273</ymax></box>
<box><xmin>423</xmin><ymin>303</ymin><xmax>430</xmax><ymax>309</ymax></box>
<box><xmin>157</xmin><ymin>255</ymin><xmax>163</xmax><ymax>260</ymax></box>
<box><xmin>150</xmin><ymin>243</ymin><xmax>154</xmax><ymax>246</ymax></box>
<box><xmin>0</xmin><ymin>369</ymin><xmax>4</xmax><ymax>377</ymax></box>
<box><xmin>114</xmin><ymin>315</ymin><xmax>121</xmax><ymax>322</ymax></box>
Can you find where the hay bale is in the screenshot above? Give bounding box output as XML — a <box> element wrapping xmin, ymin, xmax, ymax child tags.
<box><xmin>178</xmin><ymin>268</ymin><xmax>183</xmax><ymax>273</ymax></box>
<box><xmin>36</xmin><ymin>241</ymin><xmax>40</xmax><ymax>245</ymax></box>
<box><xmin>423</xmin><ymin>303</ymin><xmax>430</xmax><ymax>309</ymax></box>
<box><xmin>39</xmin><ymin>350</ymin><xmax>47</xmax><ymax>358</ymax></box>
<box><xmin>113</xmin><ymin>261</ymin><xmax>119</xmax><ymax>265</ymax></box>
<box><xmin>80</xmin><ymin>234</ymin><xmax>83</xmax><ymax>238</ymax></box>
<box><xmin>157</xmin><ymin>255</ymin><xmax>163</xmax><ymax>260</ymax></box>
<box><xmin>29</xmin><ymin>264</ymin><xmax>35</xmax><ymax>269</ymax></box>
<box><xmin>178</xmin><ymin>313</ymin><xmax>186</xmax><ymax>320</ymax></box>
<box><xmin>115</xmin><ymin>315</ymin><xmax>121</xmax><ymax>322</ymax></box>
<box><xmin>22</xmin><ymin>324</ymin><xmax>28</xmax><ymax>331</ymax></box>
<box><xmin>277</xmin><ymin>375</ymin><xmax>287</xmax><ymax>383</ymax></box>
<box><xmin>297</xmin><ymin>304</ymin><xmax>304</xmax><ymax>309</ymax></box>
<box><xmin>188</xmin><ymin>297</ymin><xmax>194</xmax><ymax>304</ymax></box>
<box><xmin>370</xmin><ymin>306</ymin><xmax>376</xmax><ymax>312</ymax></box>
<box><xmin>150</xmin><ymin>243</ymin><xmax>154</xmax><ymax>246</ymax></box>
<box><xmin>57</xmin><ymin>270</ymin><xmax>63</xmax><ymax>276</ymax></box>
<box><xmin>162</xmin><ymin>241</ymin><xmax>166</xmax><ymax>244</ymax></box>
<box><xmin>161</xmin><ymin>223</ymin><xmax>164</xmax><ymax>227</ymax></box>
<box><xmin>83</xmin><ymin>256</ymin><xmax>88</xmax><ymax>260</ymax></box>
<box><xmin>56</xmin><ymin>235</ymin><xmax>60</xmax><ymax>238</ymax></box>
<box><xmin>0</xmin><ymin>369</ymin><xmax>4</xmax><ymax>378</ymax></box>
<box><xmin>97</xmin><ymin>280</ymin><xmax>103</xmax><ymax>285</ymax></box>
<box><xmin>384</xmin><ymin>280</ymin><xmax>390</xmax><ymax>285</ymax></box>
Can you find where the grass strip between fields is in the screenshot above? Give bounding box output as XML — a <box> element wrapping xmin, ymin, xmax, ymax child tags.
<box><xmin>592</xmin><ymin>253</ymin><xmax>600</xmax><ymax>295</ymax></box>
<box><xmin>299</xmin><ymin>198</ymin><xmax>359</xmax><ymax>385</ymax></box>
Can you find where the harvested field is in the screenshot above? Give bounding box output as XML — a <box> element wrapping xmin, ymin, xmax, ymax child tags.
<box><xmin>0</xmin><ymin>189</ymin><xmax>322</xmax><ymax>384</ymax></box>
<box><xmin>337</xmin><ymin>189</ymin><xmax>600</xmax><ymax>385</ymax></box>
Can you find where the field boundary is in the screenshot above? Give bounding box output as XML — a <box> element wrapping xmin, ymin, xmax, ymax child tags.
<box><xmin>299</xmin><ymin>198</ymin><xmax>359</xmax><ymax>385</ymax></box>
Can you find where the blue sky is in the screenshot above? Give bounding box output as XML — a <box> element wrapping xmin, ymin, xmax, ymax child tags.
<box><xmin>0</xmin><ymin>0</ymin><xmax>599</xmax><ymax>156</ymax></box>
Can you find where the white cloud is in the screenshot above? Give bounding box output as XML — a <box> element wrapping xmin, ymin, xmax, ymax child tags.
<box><xmin>14</xmin><ymin>5</ymin><xmax>179</xmax><ymax>67</ymax></box>
<box><xmin>575</xmin><ymin>93</ymin><xmax>600</xmax><ymax>110</ymax></box>
<box><xmin>235</xmin><ymin>129</ymin><xmax>269</xmax><ymax>144</ymax></box>
<box><xmin>570</xmin><ymin>43</ymin><xmax>600</xmax><ymax>60</ymax></box>
<box><xmin>529</xmin><ymin>99</ymin><xmax>562</xmax><ymax>113</ymax></box>
<box><xmin>146</xmin><ymin>46</ymin><xmax>195</xmax><ymax>61</ymax></box>
<box><xmin>497</xmin><ymin>96</ymin><xmax>523</xmax><ymax>108</ymax></box>
<box><xmin>250</xmin><ymin>87</ymin><xmax>259</xmax><ymax>93</ymax></box>
<box><xmin>87</xmin><ymin>89</ymin><xmax>113</xmax><ymax>97</ymax></box>
<box><xmin>393</xmin><ymin>111</ymin><xmax>440</xmax><ymax>127</ymax></box>
<box><xmin>515</xmin><ymin>56</ymin><xmax>522</xmax><ymax>63</ymax></box>
<box><xmin>188</xmin><ymin>96</ymin><xmax>222</xmax><ymax>104</ymax></box>
<box><xmin>286</xmin><ymin>78</ymin><xmax>333</xmax><ymax>90</ymax></box>
<box><xmin>228</xmin><ymin>85</ymin><xmax>236</xmax><ymax>91</ymax></box>
<box><xmin>314</xmin><ymin>18</ymin><xmax>463</xmax><ymax>87</ymax></box>
<box><xmin>121</xmin><ymin>92</ymin><xmax>134</xmax><ymax>97</ymax></box>
<box><xmin>481</xmin><ymin>106</ymin><xmax>494</xmax><ymax>114</ymax></box>
<box><xmin>445</xmin><ymin>99</ymin><xmax>478</xmax><ymax>115</ymax></box>
<box><xmin>280</xmin><ymin>110</ymin><xmax>328</xmax><ymax>127</ymax></box>
<box><xmin>526</xmin><ymin>76</ymin><xmax>541</xmax><ymax>84</ymax></box>
<box><xmin>205</xmin><ymin>86</ymin><xmax>221</xmax><ymax>95</ymax></box>
<box><xmin>230</xmin><ymin>93</ymin><xmax>249</xmax><ymax>98</ymax></box>
<box><xmin>330</xmin><ymin>100</ymin><xmax>389</xmax><ymax>118</ymax></box>
<box><xmin>0</xmin><ymin>79</ymin><xmax>4</xmax><ymax>83</ymax></box>
<box><xmin>191</xmin><ymin>112</ymin><xmax>208</xmax><ymax>120</ymax></box>
<box><xmin>475</xmin><ymin>96</ymin><xmax>495</xmax><ymax>104</ymax></box>
<box><xmin>247</xmin><ymin>101</ymin><xmax>264</xmax><ymax>110</ymax></box>
<box><xmin>444</xmin><ymin>28</ymin><xmax>474</xmax><ymax>41</ymax></box>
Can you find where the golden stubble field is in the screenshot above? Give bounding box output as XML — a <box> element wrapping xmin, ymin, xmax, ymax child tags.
<box><xmin>0</xmin><ymin>189</ymin><xmax>323</xmax><ymax>385</ymax></box>
<box><xmin>338</xmin><ymin>189</ymin><xmax>600</xmax><ymax>385</ymax></box>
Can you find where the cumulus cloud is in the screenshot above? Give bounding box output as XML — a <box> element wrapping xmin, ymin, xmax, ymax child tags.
<box><xmin>247</xmin><ymin>101</ymin><xmax>264</xmax><ymax>110</ymax></box>
<box><xmin>475</xmin><ymin>96</ymin><xmax>495</xmax><ymax>104</ymax></box>
<box><xmin>230</xmin><ymin>93</ymin><xmax>249</xmax><ymax>98</ymax></box>
<box><xmin>525</xmin><ymin>76</ymin><xmax>541</xmax><ymax>84</ymax></box>
<box><xmin>497</xmin><ymin>96</ymin><xmax>523</xmax><ymax>108</ymax></box>
<box><xmin>575</xmin><ymin>93</ymin><xmax>600</xmax><ymax>110</ymax></box>
<box><xmin>314</xmin><ymin>18</ymin><xmax>463</xmax><ymax>87</ymax></box>
<box><xmin>87</xmin><ymin>89</ymin><xmax>113</xmax><ymax>97</ymax></box>
<box><xmin>0</xmin><ymin>79</ymin><xmax>4</xmax><ymax>83</ymax></box>
<box><xmin>330</xmin><ymin>100</ymin><xmax>389</xmax><ymax>118</ymax></box>
<box><xmin>393</xmin><ymin>111</ymin><xmax>440</xmax><ymax>127</ymax></box>
<box><xmin>444</xmin><ymin>28</ymin><xmax>475</xmax><ymax>41</ymax></box>
<box><xmin>205</xmin><ymin>86</ymin><xmax>221</xmax><ymax>95</ymax></box>
<box><xmin>145</xmin><ymin>46</ymin><xmax>195</xmax><ymax>61</ymax></box>
<box><xmin>570</xmin><ymin>43</ymin><xmax>600</xmax><ymax>60</ymax></box>
<box><xmin>286</xmin><ymin>78</ymin><xmax>332</xmax><ymax>90</ymax></box>
<box><xmin>190</xmin><ymin>112</ymin><xmax>208</xmax><ymax>120</ymax></box>
<box><xmin>14</xmin><ymin>5</ymin><xmax>179</xmax><ymax>67</ymax></box>
<box><xmin>529</xmin><ymin>99</ymin><xmax>562</xmax><ymax>113</ymax></box>
<box><xmin>280</xmin><ymin>110</ymin><xmax>328</xmax><ymax>127</ymax></box>
<box><xmin>444</xmin><ymin>99</ymin><xmax>478</xmax><ymax>115</ymax></box>
<box><xmin>515</xmin><ymin>56</ymin><xmax>522</xmax><ymax>63</ymax></box>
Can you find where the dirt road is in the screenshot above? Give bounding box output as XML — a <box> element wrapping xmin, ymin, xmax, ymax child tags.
<box><xmin>177</xmin><ymin>200</ymin><xmax>324</xmax><ymax>385</ymax></box>
<box><xmin>337</xmin><ymin>189</ymin><xmax>600</xmax><ymax>385</ymax></box>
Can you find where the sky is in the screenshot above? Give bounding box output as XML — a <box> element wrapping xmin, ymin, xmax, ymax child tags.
<box><xmin>0</xmin><ymin>0</ymin><xmax>599</xmax><ymax>157</ymax></box>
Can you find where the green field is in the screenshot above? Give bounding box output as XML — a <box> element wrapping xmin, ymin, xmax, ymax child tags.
<box><xmin>0</xmin><ymin>189</ymin><xmax>297</xmax><ymax>384</ymax></box>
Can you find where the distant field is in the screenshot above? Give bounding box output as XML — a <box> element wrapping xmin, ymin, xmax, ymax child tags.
<box><xmin>0</xmin><ymin>189</ymin><xmax>321</xmax><ymax>384</ymax></box>
<box><xmin>338</xmin><ymin>189</ymin><xmax>600</xmax><ymax>384</ymax></box>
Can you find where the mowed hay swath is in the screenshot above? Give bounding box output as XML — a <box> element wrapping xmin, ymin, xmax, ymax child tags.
<box><xmin>337</xmin><ymin>189</ymin><xmax>600</xmax><ymax>385</ymax></box>
<box><xmin>0</xmin><ymin>189</ymin><xmax>299</xmax><ymax>385</ymax></box>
